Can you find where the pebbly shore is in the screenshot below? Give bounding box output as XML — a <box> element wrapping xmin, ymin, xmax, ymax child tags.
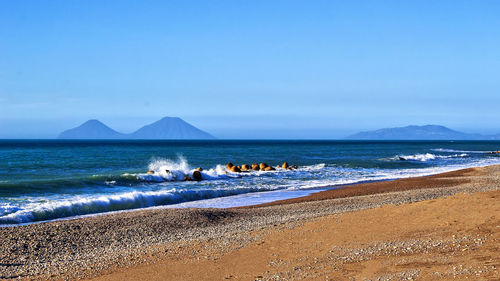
<box><xmin>1</xmin><ymin>165</ymin><xmax>499</xmax><ymax>280</ymax></box>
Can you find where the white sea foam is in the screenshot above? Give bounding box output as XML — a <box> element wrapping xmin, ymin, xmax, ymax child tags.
<box><xmin>133</xmin><ymin>157</ymin><xmax>301</xmax><ymax>182</ymax></box>
<box><xmin>2</xmin><ymin>156</ymin><xmax>500</xmax><ymax>226</ymax></box>
<box><xmin>0</xmin><ymin>185</ymin><xmax>282</xmax><ymax>224</ymax></box>
<box><xmin>431</xmin><ymin>148</ymin><xmax>491</xmax><ymax>154</ymax></box>
<box><xmin>0</xmin><ymin>203</ymin><xmax>21</xmax><ymax>217</ymax></box>
<box><xmin>394</xmin><ymin>153</ymin><xmax>468</xmax><ymax>162</ymax></box>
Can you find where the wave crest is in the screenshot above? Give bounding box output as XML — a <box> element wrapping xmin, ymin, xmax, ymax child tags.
<box><xmin>0</xmin><ymin>186</ymin><xmax>276</xmax><ymax>224</ymax></box>
<box><xmin>134</xmin><ymin>157</ymin><xmax>306</xmax><ymax>182</ymax></box>
<box><xmin>394</xmin><ymin>153</ymin><xmax>467</xmax><ymax>162</ymax></box>
<box><xmin>431</xmin><ymin>148</ymin><xmax>491</xmax><ymax>154</ymax></box>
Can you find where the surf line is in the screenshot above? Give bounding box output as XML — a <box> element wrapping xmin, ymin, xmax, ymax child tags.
<box><xmin>146</xmin><ymin>161</ymin><xmax>299</xmax><ymax>181</ymax></box>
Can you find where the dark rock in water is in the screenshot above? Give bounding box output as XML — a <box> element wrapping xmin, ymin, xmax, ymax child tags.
<box><xmin>241</xmin><ymin>164</ymin><xmax>251</xmax><ymax>171</ymax></box>
<box><xmin>264</xmin><ymin>166</ymin><xmax>275</xmax><ymax>171</ymax></box>
<box><xmin>192</xmin><ymin>171</ymin><xmax>202</xmax><ymax>181</ymax></box>
<box><xmin>184</xmin><ymin>176</ymin><xmax>192</xmax><ymax>181</ymax></box>
<box><xmin>282</xmin><ymin>162</ymin><xmax>289</xmax><ymax>169</ymax></box>
<box><xmin>147</xmin><ymin>170</ymin><xmax>155</xmax><ymax>174</ymax></box>
<box><xmin>252</xmin><ymin>163</ymin><xmax>259</xmax><ymax>170</ymax></box>
<box><xmin>259</xmin><ymin>163</ymin><xmax>268</xmax><ymax>170</ymax></box>
<box><xmin>226</xmin><ymin>162</ymin><xmax>234</xmax><ymax>170</ymax></box>
<box><xmin>196</xmin><ymin>167</ymin><xmax>203</xmax><ymax>171</ymax></box>
<box><xmin>292</xmin><ymin>165</ymin><xmax>298</xmax><ymax>169</ymax></box>
<box><xmin>230</xmin><ymin>166</ymin><xmax>241</xmax><ymax>173</ymax></box>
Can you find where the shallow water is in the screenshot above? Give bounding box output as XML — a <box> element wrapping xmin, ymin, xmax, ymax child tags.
<box><xmin>1</xmin><ymin>140</ymin><xmax>500</xmax><ymax>225</ymax></box>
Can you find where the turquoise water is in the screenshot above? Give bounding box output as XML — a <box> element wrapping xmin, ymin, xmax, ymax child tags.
<box><xmin>1</xmin><ymin>140</ymin><xmax>499</xmax><ymax>225</ymax></box>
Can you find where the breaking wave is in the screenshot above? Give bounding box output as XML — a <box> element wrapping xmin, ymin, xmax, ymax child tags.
<box><xmin>2</xmin><ymin>155</ymin><xmax>500</xmax><ymax>226</ymax></box>
<box><xmin>393</xmin><ymin>153</ymin><xmax>468</xmax><ymax>162</ymax></box>
<box><xmin>431</xmin><ymin>148</ymin><xmax>492</xmax><ymax>154</ymax></box>
<box><xmin>0</xmin><ymin>157</ymin><xmax>324</xmax><ymax>224</ymax></box>
<box><xmin>133</xmin><ymin>156</ymin><xmax>230</xmax><ymax>182</ymax></box>
<box><xmin>0</xmin><ymin>186</ymin><xmax>277</xmax><ymax>224</ymax></box>
<box><xmin>132</xmin><ymin>156</ymin><xmax>314</xmax><ymax>182</ymax></box>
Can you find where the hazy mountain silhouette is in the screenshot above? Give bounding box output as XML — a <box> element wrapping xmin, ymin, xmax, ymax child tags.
<box><xmin>58</xmin><ymin>117</ymin><xmax>215</xmax><ymax>139</ymax></box>
<box><xmin>130</xmin><ymin>117</ymin><xmax>215</xmax><ymax>139</ymax></box>
<box><xmin>58</xmin><ymin>120</ymin><xmax>125</xmax><ymax>139</ymax></box>
<box><xmin>347</xmin><ymin>125</ymin><xmax>492</xmax><ymax>140</ymax></box>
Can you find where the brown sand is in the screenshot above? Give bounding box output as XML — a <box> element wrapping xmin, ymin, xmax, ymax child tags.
<box><xmin>251</xmin><ymin>168</ymin><xmax>478</xmax><ymax>207</ymax></box>
<box><xmin>91</xmin><ymin>189</ymin><xmax>500</xmax><ymax>281</ymax></box>
<box><xmin>1</xmin><ymin>165</ymin><xmax>499</xmax><ymax>280</ymax></box>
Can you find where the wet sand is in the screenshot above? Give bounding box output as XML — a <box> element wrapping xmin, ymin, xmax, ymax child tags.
<box><xmin>1</xmin><ymin>165</ymin><xmax>499</xmax><ymax>280</ymax></box>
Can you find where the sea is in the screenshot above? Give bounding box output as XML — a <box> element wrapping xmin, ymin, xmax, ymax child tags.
<box><xmin>1</xmin><ymin>140</ymin><xmax>500</xmax><ymax>226</ymax></box>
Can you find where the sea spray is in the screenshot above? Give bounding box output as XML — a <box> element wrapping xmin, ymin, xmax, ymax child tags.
<box><xmin>0</xmin><ymin>185</ymin><xmax>279</xmax><ymax>224</ymax></box>
<box><xmin>392</xmin><ymin>153</ymin><xmax>468</xmax><ymax>162</ymax></box>
<box><xmin>135</xmin><ymin>156</ymin><xmax>299</xmax><ymax>183</ymax></box>
<box><xmin>2</xmin><ymin>140</ymin><xmax>500</xmax><ymax>225</ymax></box>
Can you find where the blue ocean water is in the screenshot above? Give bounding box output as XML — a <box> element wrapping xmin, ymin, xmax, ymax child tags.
<box><xmin>1</xmin><ymin>140</ymin><xmax>499</xmax><ymax>225</ymax></box>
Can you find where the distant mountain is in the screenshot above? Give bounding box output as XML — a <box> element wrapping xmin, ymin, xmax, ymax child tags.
<box><xmin>130</xmin><ymin>117</ymin><xmax>215</xmax><ymax>139</ymax></box>
<box><xmin>58</xmin><ymin>117</ymin><xmax>215</xmax><ymax>139</ymax></box>
<box><xmin>490</xmin><ymin>134</ymin><xmax>500</xmax><ymax>140</ymax></box>
<box><xmin>346</xmin><ymin>125</ymin><xmax>489</xmax><ymax>140</ymax></box>
<box><xmin>58</xmin><ymin>120</ymin><xmax>125</xmax><ymax>139</ymax></box>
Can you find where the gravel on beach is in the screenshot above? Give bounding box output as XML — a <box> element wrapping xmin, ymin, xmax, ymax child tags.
<box><xmin>1</xmin><ymin>165</ymin><xmax>499</xmax><ymax>280</ymax></box>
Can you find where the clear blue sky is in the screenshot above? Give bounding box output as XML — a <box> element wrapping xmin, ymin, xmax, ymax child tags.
<box><xmin>1</xmin><ymin>0</ymin><xmax>499</xmax><ymax>138</ymax></box>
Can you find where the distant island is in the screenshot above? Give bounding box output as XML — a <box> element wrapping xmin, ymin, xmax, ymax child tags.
<box><xmin>347</xmin><ymin>125</ymin><xmax>500</xmax><ymax>140</ymax></box>
<box><xmin>58</xmin><ymin>117</ymin><xmax>215</xmax><ymax>139</ymax></box>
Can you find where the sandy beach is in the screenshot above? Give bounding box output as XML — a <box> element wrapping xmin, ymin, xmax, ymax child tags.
<box><xmin>1</xmin><ymin>165</ymin><xmax>499</xmax><ymax>280</ymax></box>
<box><xmin>4</xmin><ymin>1</ymin><xmax>500</xmax><ymax>280</ymax></box>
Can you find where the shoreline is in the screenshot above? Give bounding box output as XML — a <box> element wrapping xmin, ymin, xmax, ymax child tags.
<box><xmin>0</xmin><ymin>163</ymin><xmax>494</xmax><ymax>228</ymax></box>
<box><xmin>1</xmin><ymin>164</ymin><xmax>499</xmax><ymax>280</ymax></box>
<box><xmin>244</xmin><ymin>167</ymin><xmax>478</xmax><ymax>208</ymax></box>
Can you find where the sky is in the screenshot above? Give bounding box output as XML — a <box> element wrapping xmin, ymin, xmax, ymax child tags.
<box><xmin>1</xmin><ymin>0</ymin><xmax>499</xmax><ymax>138</ymax></box>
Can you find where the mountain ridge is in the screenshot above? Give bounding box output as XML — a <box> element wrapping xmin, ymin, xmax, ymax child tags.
<box><xmin>346</xmin><ymin>125</ymin><xmax>498</xmax><ymax>140</ymax></box>
<box><xmin>58</xmin><ymin>117</ymin><xmax>215</xmax><ymax>139</ymax></box>
<box><xmin>129</xmin><ymin>117</ymin><xmax>215</xmax><ymax>139</ymax></box>
<box><xmin>58</xmin><ymin>119</ymin><xmax>125</xmax><ymax>139</ymax></box>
